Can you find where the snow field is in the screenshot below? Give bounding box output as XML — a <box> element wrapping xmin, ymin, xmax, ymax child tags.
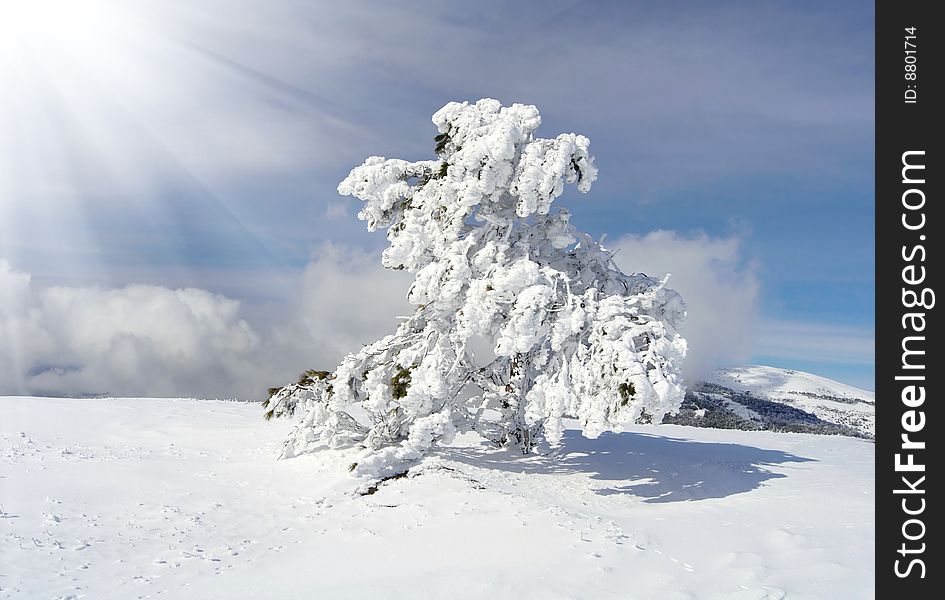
<box><xmin>1</xmin><ymin>397</ymin><xmax>873</xmax><ymax>599</ymax></box>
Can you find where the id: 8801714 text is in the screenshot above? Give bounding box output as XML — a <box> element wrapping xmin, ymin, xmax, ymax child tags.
<box><xmin>904</xmin><ymin>27</ymin><xmax>918</xmax><ymax>104</ymax></box>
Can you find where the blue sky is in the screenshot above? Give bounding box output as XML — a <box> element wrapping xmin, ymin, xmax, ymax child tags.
<box><xmin>0</xmin><ymin>0</ymin><xmax>874</xmax><ymax>395</ymax></box>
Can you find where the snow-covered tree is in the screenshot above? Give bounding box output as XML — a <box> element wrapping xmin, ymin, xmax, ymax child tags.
<box><xmin>265</xmin><ymin>99</ymin><xmax>687</xmax><ymax>477</ymax></box>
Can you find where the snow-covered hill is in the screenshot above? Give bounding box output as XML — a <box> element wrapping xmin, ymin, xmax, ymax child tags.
<box><xmin>1</xmin><ymin>395</ymin><xmax>874</xmax><ymax>599</ymax></box>
<box><xmin>663</xmin><ymin>366</ymin><xmax>874</xmax><ymax>439</ymax></box>
<box><xmin>709</xmin><ymin>366</ymin><xmax>874</xmax><ymax>437</ymax></box>
<box><xmin>711</xmin><ymin>365</ymin><xmax>874</xmax><ymax>405</ymax></box>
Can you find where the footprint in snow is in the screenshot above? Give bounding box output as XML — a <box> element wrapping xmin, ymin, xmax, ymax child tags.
<box><xmin>669</xmin><ymin>557</ymin><xmax>694</xmax><ymax>572</ymax></box>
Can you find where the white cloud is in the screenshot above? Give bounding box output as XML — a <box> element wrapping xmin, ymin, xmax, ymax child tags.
<box><xmin>2</xmin><ymin>258</ymin><xmax>262</xmax><ymax>398</ymax></box>
<box><xmin>610</xmin><ymin>231</ymin><xmax>760</xmax><ymax>382</ymax></box>
<box><xmin>0</xmin><ymin>250</ymin><xmax>411</xmax><ymax>400</ymax></box>
<box><xmin>324</xmin><ymin>202</ymin><xmax>349</xmax><ymax>220</ymax></box>
<box><xmin>262</xmin><ymin>244</ymin><xmax>412</xmax><ymax>378</ymax></box>
<box><xmin>1</xmin><ymin>260</ymin><xmax>55</xmax><ymax>388</ymax></box>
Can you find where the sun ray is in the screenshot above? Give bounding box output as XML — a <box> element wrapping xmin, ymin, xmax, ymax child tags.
<box><xmin>1</xmin><ymin>0</ymin><xmax>314</xmax><ymax>286</ymax></box>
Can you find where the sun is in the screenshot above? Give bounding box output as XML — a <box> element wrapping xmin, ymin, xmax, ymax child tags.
<box><xmin>0</xmin><ymin>0</ymin><xmax>135</xmax><ymax>109</ymax></box>
<box><xmin>0</xmin><ymin>0</ymin><xmax>122</xmax><ymax>57</ymax></box>
<box><xmin>0</xmin><ymin>0</ymin><xmax>300</xmax><ymax>274</ymax></box>
<box><xmin>0</xmin><ymin>0</ymin><xmax>159</xmax><ymax>262</ymax></box>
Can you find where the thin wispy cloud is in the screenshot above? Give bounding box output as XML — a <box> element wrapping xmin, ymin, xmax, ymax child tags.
<box><xmin>1</xmin><ymin>0</ymin><xmax>872</xmax><ymax>264</ymax></box>
<box><xmin>754</xmin><ymin>320</ymin><xmax>875</xmax><ymax>367</ymax></box>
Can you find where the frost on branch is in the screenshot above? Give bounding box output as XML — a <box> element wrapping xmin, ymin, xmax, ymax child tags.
<box><xmin>265</xmin><ymin>99</ymin><xmax>687</xmax><ymax>476</ymax></box>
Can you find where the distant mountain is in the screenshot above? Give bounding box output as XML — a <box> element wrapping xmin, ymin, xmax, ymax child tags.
<box><xmin>664</xmin><ymin>366</ymin><xmax>874</xmax><ymax>439</ymax></box>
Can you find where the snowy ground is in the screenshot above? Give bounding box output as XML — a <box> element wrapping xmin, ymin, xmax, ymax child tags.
<box><xmin>1</xmin><ymin>396</ymin><xmax>874</xmax><ymax>599</ymax></box>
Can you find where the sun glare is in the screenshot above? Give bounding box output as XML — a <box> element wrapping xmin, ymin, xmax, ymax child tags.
<box><xmin>0</xmin><ymin>0</ymin><xmax>290</xmax><ymax>275</ymax></box>
<box><xmin>0</xmin><ymin>0</ymin><xmax>145</xmax><ymax>264</ymax></box>
<box><xmin>1</xmin><ymin>0</ymin><xmax>119</xmax><ymax>51</ymax></box>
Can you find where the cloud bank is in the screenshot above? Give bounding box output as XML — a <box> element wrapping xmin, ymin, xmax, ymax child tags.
<box><xmin>2</xmin><ymin>258</ymin><xmax>259</xmax><ymax>398</ymax></box>
<box><xmin>3</xmin><ymin>230</ymin><xmax>757</xmax><ymax>398</ymax></box>
<box><xmin>3</xmin><ymin>231</ymin><xmax>874</xmax><ymax>397</ymax></box>
<box><xmin>0</xmin><ymin>253</ymin><xmax>410</xmax><ymax>399</ymax></box>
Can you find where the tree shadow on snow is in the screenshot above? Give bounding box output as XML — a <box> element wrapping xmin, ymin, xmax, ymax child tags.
<box><xmin>446</xmin><ymin>429</ymin><xmax>815</xmax><ymax>503</ymax></box>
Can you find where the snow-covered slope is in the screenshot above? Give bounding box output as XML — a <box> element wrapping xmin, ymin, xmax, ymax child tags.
<box><xmin>712</xmin><ymin>366</ymin><xmax>874</xmax><ymax>403</ymax></box>
<box><xmin>707</xmin><ymin>366</ymin><xmax>875</xmax><ymax>437</ymax></box>
<box><xmin>1</xmin><ymin>396</ymin><xmax>874</xmax><ymax>599</ymax></box>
